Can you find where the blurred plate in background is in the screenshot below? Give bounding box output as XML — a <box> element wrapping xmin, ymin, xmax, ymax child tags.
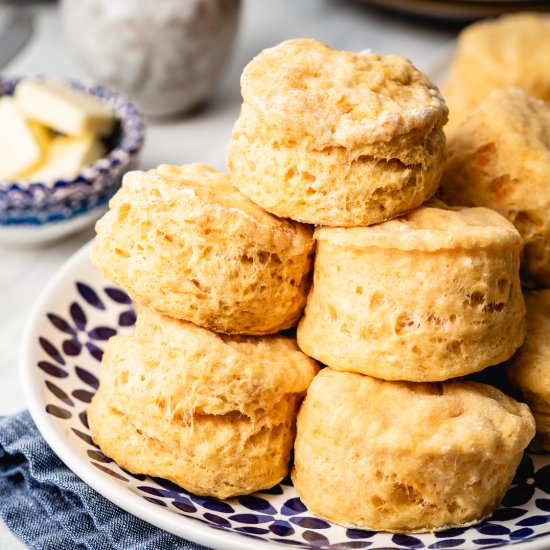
<box><xmin>356</xmin><ymin>0</ymin><xmax>550</xmax><ymax>20</ymax></box>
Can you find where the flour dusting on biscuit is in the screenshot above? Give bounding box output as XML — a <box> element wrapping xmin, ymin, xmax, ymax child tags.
<box><xmin>228</xmin><ymin>39</ymin><xmax>448</xmax><ymax>226</ymax></box>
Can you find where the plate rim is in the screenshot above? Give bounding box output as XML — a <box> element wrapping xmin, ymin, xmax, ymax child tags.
<box><xmin>19</xmin><ymin>239</ymin><xmax>550</xmax><ymax>550</ymax></box>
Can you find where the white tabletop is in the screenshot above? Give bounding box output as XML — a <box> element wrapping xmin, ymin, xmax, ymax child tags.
<box><xmin>0</xmin><ymin>1</ymin><xmax>454</xmax><ymax>547</ymax></box>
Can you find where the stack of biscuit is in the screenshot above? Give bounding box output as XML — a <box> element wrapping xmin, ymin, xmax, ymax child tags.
<box><xmin>439</xmin><ymin>13</ymin><xmax>550</xmax><ymax>455</ymax></box>
<box><xmin>291</xmin><ymin>203</ymin><xmax>533</xmax><ymax>532</ymax></box>
<box><xmin>89</xmin><ymin>37</ymin><xmax>538</xmax><ymax>534</ymax></box>
<box><xmin>89</xmin><ymin>163</ymin><xmax>319</xmax><ymax>498</ymax></box>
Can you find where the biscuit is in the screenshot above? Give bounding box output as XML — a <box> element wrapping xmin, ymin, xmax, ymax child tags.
<box><xmin>91</xmin><ymin>163</ymin><xmax>314</xmax><ymax>335</ymax></box>
<box><xmin>292</xmin><ymin>369</ymin><xmax>535</xmax><ymax>533</ymax></box>
<box><xmin>297</xmin><ymin>202</ymin><xmax>525</xmax><ymax>381</ymax></box>
<box><xmin>444</xmin><ymin>13</ymin><xmax>550</xmax><ymax>127</ymax></box>
<box><xmin>439</xmin><ymin>88</ymin><xmax>550</xmax><ymax>287</ymax></box>
<box><xmin>530</xmin><ymin>411</ymin><xmax>550</xmax><ymax>451</ymax></box>
<box><xmin>507</xmin><ymin>290</ymin><xmax>550</xmax><ymax>450</ymax></box>
<box><xmin>88</xmin><ymin>306</ymin><xmax>319</xmax><ymax>499</ymax></box>
<box><xmin>227</xmin><ymin>39</ymin><xmax>448</xmax><ymax>226</ymax></box>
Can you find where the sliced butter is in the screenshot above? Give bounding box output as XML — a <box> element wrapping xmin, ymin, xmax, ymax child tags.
<box><xmin>0</xmin><ymin>97</ymin><xmax>46</xmax><ymax>181</ymax></box>
<box><xmin>14</xmin><ymin>81</ymin><xmax>116</xmax><ymax>137</ymax></box>
<box><xmin>29</xmin><ymin>120</ymin><xmax>54</xmax><ymax>151</ymax></box>
<box><xmin>18</xmin><ymin>134</ymin><xmax>106</xmax><ymax>183</ymax></box>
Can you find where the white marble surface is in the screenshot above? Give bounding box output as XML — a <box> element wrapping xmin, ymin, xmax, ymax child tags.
<box><xmin>0</xmin><ymin>1</ymin><xmax>455</xmax><ymax>547</ymax></box>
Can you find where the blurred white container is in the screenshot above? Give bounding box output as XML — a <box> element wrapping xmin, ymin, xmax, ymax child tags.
<box><xmin>60</xmin><ymin>0</ymin><xmax>241</xmax><ymax>117</ymax></box>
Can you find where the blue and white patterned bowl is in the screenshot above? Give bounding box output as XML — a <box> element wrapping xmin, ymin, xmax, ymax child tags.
<box><xmin>0</xmin><ymin>75</ymin><xmax>144</xmax><ymax>243</ymax></box>
<box><xmin>20</xmin><ymin>241</ymin><xmax>550</xmax><ymax>550</ymax></box>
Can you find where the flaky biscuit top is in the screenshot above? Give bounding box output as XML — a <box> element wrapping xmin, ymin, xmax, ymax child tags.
<box><xmin>240</xmin><ymin>39</ymin><xmax>447</xmax><ymax>148</ymax></box>
<box><xmin>115</xmin><ymin>163</ymin><xmax>313</xmax><ymax>254</ymax></box>
<box><xmin>315</xmin><ymin>202</ymin><xmax>522</xmax><ymax>252</ymax></box>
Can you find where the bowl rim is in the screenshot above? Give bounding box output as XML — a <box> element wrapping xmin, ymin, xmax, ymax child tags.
<box><xmin>0</xmin><ymin>74</ymin><xmax>145</xmax><ymax>195</ymax></box>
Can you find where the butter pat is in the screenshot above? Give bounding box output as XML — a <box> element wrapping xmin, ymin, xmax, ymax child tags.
<box><xmin>29</xmin><ymin>120</ymin><xmax>54</xmax><ymax>151</ymax></box>
<box><xmin>0</xmin><ymin>97</ymin><xmax>46</xmax><ymax>180</ymax></box>
<box><xmin>14</xmin><ymin>81</ymin><xmax>116</xmax><ymax>137</ymax></box>
<box><xmin>19</xmin><ymin>134</ymin><xmax>106</xmax><ymax>183</ymax></box>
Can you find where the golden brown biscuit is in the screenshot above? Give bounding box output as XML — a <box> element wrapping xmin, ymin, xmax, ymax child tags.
<box><xmin>440</xmin><ymin>88</ymin><xmax>550</xmax><ymax>287</ymax></box>
<box><xmin>297</xmin><ymin>202</ymin><xmax>525</xmax><ymax>381</ymax></box>
<box><xmin>506</xmin><ymin>290</ymin><xmax>550</xmax><ymax>412</ymax></box>
<box><xmin>228</xmin><ymin>39</ymin><xmax>447</xmax><ymax>226</ymax></box>
<box><xmin>91</xmin><ymin>163</ymin><xmax>314</xmax><ymax>335</ymax></box>
<box><xmin>293</xmin><ymin>369</ymin><xmax>535</xmax><ymax>533</ymax></box>
<box><xmin>530</xmin><ymin>411</ymin><xmax>550</xmax><ymax>451</ymax></box>
<box><xmin>507</xmin><ymin>290</ymin><xmax>550</xmax><ymax>450</ymax></box>
<box><xmin>89</xmin><ymin>306</ymin><xmax>319</xmax><ymax>499</ymax></box>
<box><xmin>444</xmin><ymin>13</ymin><xmax>550</xmax><ymax>127</ymax></box>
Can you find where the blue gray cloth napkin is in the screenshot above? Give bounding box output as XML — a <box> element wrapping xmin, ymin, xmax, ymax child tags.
<box><xmin>0</xmin><ymin>411</ymin><xmax>208</xmax><ymax>550</ymax></box>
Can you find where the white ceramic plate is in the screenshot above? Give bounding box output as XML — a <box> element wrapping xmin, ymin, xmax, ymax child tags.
<box><xmin>21</xmin><ymin>241</ymin><xmax>550</xmax><ymax>550</ymax></box>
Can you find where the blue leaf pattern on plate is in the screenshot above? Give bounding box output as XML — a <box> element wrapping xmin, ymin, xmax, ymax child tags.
<box><xmin>77</xmin><ymin>282</ymin><xmax>105</xmax><ymax>310</ymax></box>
